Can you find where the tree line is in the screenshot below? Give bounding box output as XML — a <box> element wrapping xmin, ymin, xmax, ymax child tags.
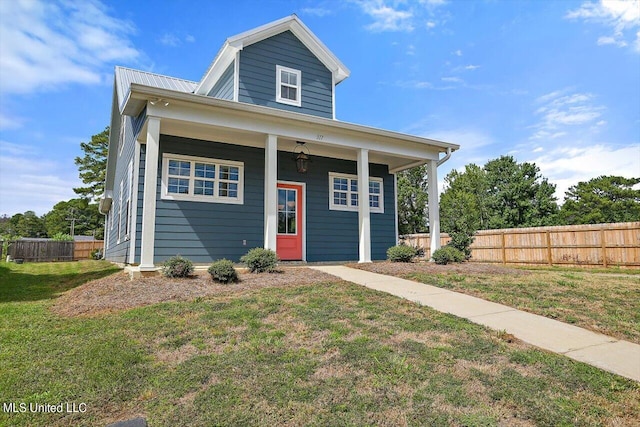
<box><xmin>398</xmin><ymin>156</ymin><xmax>640</xmax><ymax>235</ymax></box>
<box><xmin>0</xmin><ymin>128</ymin><xmax>109</xmax><ymax>241</ymax></box>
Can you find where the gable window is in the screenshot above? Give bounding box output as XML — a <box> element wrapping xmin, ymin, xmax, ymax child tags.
<box><xmin>328</xmin><ymin>172</ymin><xmax>384</xmax><ymax>213</ymax></box>
<box><xmin>161</xmin><ymin>154</ymin><xmax>243</xmax><ymax>204</ymax></box>
<box><xmin>276</xmin><ymin>65</ymin><xmax>301</xmax><ymax>107</ymax></box>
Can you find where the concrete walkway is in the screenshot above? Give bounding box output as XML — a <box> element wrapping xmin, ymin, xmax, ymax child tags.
<box><xmin>311</xmin><ymin>265</ymin><xmax>640</xmax><ymax>382</ymax></box>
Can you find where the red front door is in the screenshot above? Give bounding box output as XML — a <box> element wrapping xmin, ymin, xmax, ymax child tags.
<box><xmin>276</xmin><ymin>183</ymin><xmax>303</xmax><ymax>260</ymax></box>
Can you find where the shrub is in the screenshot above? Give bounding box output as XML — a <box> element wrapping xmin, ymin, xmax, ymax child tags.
<box><xmin>51</xmin><ymin>232</ymin><xmax>74</xmax><ymax>242</ymax></box>
<box><xmin>208</xmin><ymin>259</ymin><xmax>238</xmax><ymax>284</ymax></box>
<box><xmin>240</xmin><ymin>248</ymin><xmax>279</xmax><ymax>273</ymax></box>
<box><xmin>432</xmin><ymin>246</ymin><xmax>465</xmax><ymax>265</ymax></box>
<box><xmin>387</xmin><ymin>244</ymin><xmax>417</xmax><ymax>262</ymax></box>
<box><xmin>161</xmin><ymin>255</ymin><xmax>194</xmax><ymax>278</ymax></box>
<box><xmin>90</xmin><ymin>248</ymin><xmax>103</xmax><ymax>260</ymax></box>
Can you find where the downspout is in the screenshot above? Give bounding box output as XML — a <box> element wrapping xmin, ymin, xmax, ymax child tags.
<box><xmin>437</xmin><ymin>147</ymin><xmax>452</xmax><ymax>167</ymax></box>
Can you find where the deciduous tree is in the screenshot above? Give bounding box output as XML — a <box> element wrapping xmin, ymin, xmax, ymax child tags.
<box><xmin>397</xmin><ymin>165</ymin><xmax>429</xmax><ymax>235</ymax></box>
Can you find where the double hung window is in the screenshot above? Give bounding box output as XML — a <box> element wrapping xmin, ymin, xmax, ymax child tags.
<box><xmin>276</xmin><ymin>65</ymin><xmax>301</xmax><ymax>107</ymax></box>
<box><xmin>329</xmin><ymin>173</ymin><xmax>384</xmax><ymax>213</ymax></box>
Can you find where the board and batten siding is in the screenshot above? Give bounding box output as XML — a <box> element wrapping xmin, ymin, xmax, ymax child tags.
<box><xmin>208</xmin><ymin>62</ymin><xmax>234</xmax><ymax>100</ymax></box>
<box><xmin>238</xmin><ymin>30</ymin><xmax>333</xmax><ymax>119</ymax></box>
<box><xmin>277</xmin><ymin>152</ymin><xmax>396</xmax><ymax>262</ymax></box>
<box><xmin>105</xmin><ymin>109</ymin><xmax>145</xmax><ymax>263</ymax></box>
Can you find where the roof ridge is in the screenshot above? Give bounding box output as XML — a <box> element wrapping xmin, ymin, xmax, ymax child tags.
<box><xmin>115</xmin><ymin>66</ymin><xmax>197</xmax><ymax>84</ymax></box>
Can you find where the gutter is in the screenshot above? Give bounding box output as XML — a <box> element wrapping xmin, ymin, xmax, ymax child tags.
<box><xmin>437</xmin><ymin>147</ymin><xmax>452</xmax><ymax>167</ymax></box>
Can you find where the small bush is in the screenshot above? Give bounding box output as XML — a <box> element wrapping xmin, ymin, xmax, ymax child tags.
<box><xmin>432</xmin><ymin>246</ymin><xmax>465</xmax><ymax>265</ymax></box>
<box><xmin>51</xmin><ymin>232</ymin><xmax>74</xmax><ymax>242</ymax></box>
<box><xmin>387</xmin><ymin>244</ymin><xmax>417</xmax><ymax>262</ymax></box>
<box><xmin>161</xmin><ymin>255</ymin><xmax>194</xmax><ymax>278</ymax></box>
<box><xmin>90</xmin><ymin>248</ymin><xmax>103</xmax><ymax>260</ymax></box>
<box><xmin>208</xmin><ymin>259</ymin><xmax>238</xmax><ymax>284</ymax></box>
<box><xmin>240</xmin><ymin>248</ymin><xmax>279</xmax><ymax>273</ymax></box>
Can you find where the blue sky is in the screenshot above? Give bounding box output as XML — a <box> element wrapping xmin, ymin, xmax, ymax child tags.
<box><xmin>1</xmin><ymin>0</ymin><xmax>638</xmax><ymax>217</ymax></box>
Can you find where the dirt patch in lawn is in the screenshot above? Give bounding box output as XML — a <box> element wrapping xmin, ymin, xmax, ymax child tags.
<box><xmin>350</xmin><ymin>260</ymin><xmax>531</xmax><ymax>276</ymax></box>
<box><xmin>51</xmin><ymin>268</ymin><xmax>339</xmax><ymax>317</ymax></box>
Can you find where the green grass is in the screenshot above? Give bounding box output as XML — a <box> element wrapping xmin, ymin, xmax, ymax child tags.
<box><xmin>1</xmin><ymin>261</ymin><xmax>638</xmax><ymax>426</ymax></box>
<box><xmin>403</xmin><ymin>267</ymin><xmax>640</xmax><ymax>344</ymax></box>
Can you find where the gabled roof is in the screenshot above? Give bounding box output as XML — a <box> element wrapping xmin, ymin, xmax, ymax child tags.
<box><xmin>114</xmin><ymin>66</ymin><xmax>197</xmax><ymax>112</ymax></box>
<box><xmin>194</xmin><ymin>14</ymin><xmax>350</xmax><ymax>96</ymax></box>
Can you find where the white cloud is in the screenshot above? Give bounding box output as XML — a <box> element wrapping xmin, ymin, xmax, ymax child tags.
<box><xmin>530</xmin><ymin>90</ymin><xmax>605</xmax><ymax>139</ymax></box>
<box><xmin>0</xmin><ymin>141</ymin><xmax>80</xmax><ymax>216</ymax></box>
<box><xmin>566</xmin><ymin>0</ymin><xmax>640</xmax><ymax>52</ymax></box>
<box><xmin>359</xmin><ymin>1</ymin><xmax>415</xmax><ymax>32</ymax></box>
<box><xmin>0</xmin><ymin>0</ymin><xmax>140</xmax><ymax>95</ymax></box>
<box><xmin>159</xmin><ymin>32</ymin><xmax>196</xmax><ymax>47</ymax></box>
<box><xmin>301</xmin><ymin>7</ymin><xmax>333</xmax><ymax>17</ymax></box>
<box><xmin>452</xmin><ymin>49</ymin><xmax>463</xmax><ymax>56</ymax></box>
<box><xmin>532</xmin><ymin>144</ymin><xmax>640</xmax><ymax>200</ymax></box>
<box><xmin>441</xmin><ymin>76</ymin><xmax>463</xmax><ymax>83</ymax></box>
<box><xmin>464</xmin><ymin>64</ymin><xmax>480</xmax><ymax>70</ymax></box>
<box><xmin>355</xmin><ymin>0</ymin><xmax>448</xmax><ymax>33</ymax></box>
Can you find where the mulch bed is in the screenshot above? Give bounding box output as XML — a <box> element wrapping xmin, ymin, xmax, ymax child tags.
<box><xmin>51</xmin><ymin>268</ymin><xmax>340</xmax><ymax>318</ymax></box>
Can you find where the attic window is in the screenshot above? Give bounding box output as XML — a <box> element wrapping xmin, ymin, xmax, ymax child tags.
<box><xmin>276</xmin><ymin>65</ymin><xmax>301</xmax><ymax>107</ymax></box>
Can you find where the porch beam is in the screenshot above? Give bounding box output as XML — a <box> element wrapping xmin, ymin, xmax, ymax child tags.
<box><xmin>357</xmin><ymin>148</ymin><xmax>372</xmax><ymax>263</ymax></box>
<box><xmin>426</xmin><ymin>159</ymin><xmax>441</xmax><ymax>259</ymax></box>
<box><xmin>264</xmin><ymin>134</ymin><xmax>278</xmax><ymax>251</ymax></box>
<box><xmin>139</xmin><ymin>116</ymin><xmax>160</xmax><ymax>270</ymax></box>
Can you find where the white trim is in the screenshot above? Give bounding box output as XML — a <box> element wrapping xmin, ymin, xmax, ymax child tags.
<box><xmin>331</xmin><ymin>73</ymin><xmax>336</xmax><ymax>120</ymax></box>
<box><xmin>277</xmin><ymin>180</ymin><xmax>306</xmax><ymax>262</ymax></box>
<box><xmin>233</xmin><ymin>51</ymin><xmax>240</xmax><ymax>102</ymax></box>
<box><xmin>393</xmin><ymin>173</ymin><xmax>399</xmax><ymax>244</ymax></box>
<box><xmin>276</xmin><ymin>65</ymin><xmax>302</xmax><ymax>107</ymax></box>
<box><xmin>117</xmin><ymin>116</ymin><xmax>126</xmax><ymax>157</ymax></box>
<box><xmin>357</xmin><ymin>149</ymin><xmax>372</xmax><ymax>263</ymax></box>
<box><xmin>117</xmin><ymin>179</ymin><xmax>123</xmax><ymax>244</ymax></box>
<box><xmin>426</xmin><ymin>159</ymin><xmax>441</xmax><ymax>258</ymax></box>
<box><xmin>328</xmin><ymin>172</ymin><xmax>384</xmax><ymax>214</ymax></box>
<box><xmin>139</xmin><ymin>116</ymin><xmax>160</xmax><ymax>270</ymax></box>
<box><xmin>128</xmin><ymin>142</ymin><xmax>141</xmax><ymax>264</ymax></box>
<box><xmin>160</xmin><ymin>153</ymin><xmax>244</xmax><ymax>204</ymax></box>
<box><xmin>264</xmin><ymin>135</ymin><xmax>278</xmax><ymax>250</ymax></box>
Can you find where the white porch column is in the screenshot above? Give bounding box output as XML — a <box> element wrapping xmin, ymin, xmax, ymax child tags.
<box><xmin>357</xmin><ymin>148</ymin><xmax>371</xmax><ymax>263</ymax></box>
<box><xmin>264</xmin><ymin>134</ymin><xmax>278</xmax><ymax>251</ymax></box>
<box><xmin>139</xmin><ymin>116</ymin><xmax>160</xmax><ymax>270</ymax></box>
<box><xmin>426</xmin><ymin>159</ymin><xmax>441</xmax><ymax>259</ymax></box>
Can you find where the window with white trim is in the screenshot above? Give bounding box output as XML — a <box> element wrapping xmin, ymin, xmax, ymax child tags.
<box><xmin>276</xmin><ymin>65</ymin><xmax>301</xmax><ymax>107</ymax></box>
<box><xmin>161</xmin><ymin>154</ymin><xmax>244</xmax><ymax>204</ymax></box>
<box><xmin>328</xmin><ymin>173</ymin><xmax>384</xmax><ymax>213</ymax></box>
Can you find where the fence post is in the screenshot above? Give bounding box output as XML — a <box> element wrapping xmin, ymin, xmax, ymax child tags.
<box><xmin>501</xmin><ymin>232</ymin><xmax>506</xmax><ymax>265</ymax></box>
<box><xmin>546</xmin><ymin>231</ymin><xmax>553</xmax><ymax>266</ymax></box>
<box><xmin>601</xmin><ymin>229</ymin><xmax>608</xmax><ymax>268</ymax></box>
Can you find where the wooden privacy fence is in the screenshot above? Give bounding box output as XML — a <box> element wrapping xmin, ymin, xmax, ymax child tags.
<box><xmin>401</xmin><ymin>222</ymin><xmax>640</xmax><ymax>268</ymax></box>
<box><xmin>5</xmin><ymin>240</ymin><xmax>104</xmax><ymax>262</ymax></box>
<box><xmin>74</xmin><ymin>240</ymin><xmax>103</xmax><ymax>260</ymax></box>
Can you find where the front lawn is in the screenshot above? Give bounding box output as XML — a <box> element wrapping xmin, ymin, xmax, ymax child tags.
<box><xmin>355</xmin><ymin>262</ymin><xmax>640</xmax><ymax>345</ymax></box>
<box><xmin>1</xmin><ymin>261</ymin><xmax>638</xmax><ymax>426</ymax></box>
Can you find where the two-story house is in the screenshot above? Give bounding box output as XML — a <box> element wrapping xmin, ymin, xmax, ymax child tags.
<box><xmin>100</xmin><ymin>15</ymin><xmax>459</xmax><ymax>271</ymax></box>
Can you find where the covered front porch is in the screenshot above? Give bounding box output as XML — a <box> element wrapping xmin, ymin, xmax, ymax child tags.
<box><xmin>121</xmin><ymin>85</ymin><xmax>456</xmax><ymax>270</ymax></box>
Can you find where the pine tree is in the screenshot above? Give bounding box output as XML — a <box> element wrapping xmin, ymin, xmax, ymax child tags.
<box><xmin>74</xmin><ymin>127</ymin><xmax>109</xmax><ymax>200</ymax></box>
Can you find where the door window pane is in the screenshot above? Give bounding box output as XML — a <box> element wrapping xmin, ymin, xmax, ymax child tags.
<box><xmin>277</xmin><ymin>188</ymin><xmax>297</xmax><ymax>234</ymax></box>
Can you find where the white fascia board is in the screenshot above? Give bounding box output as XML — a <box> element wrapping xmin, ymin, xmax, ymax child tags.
<box><xmin>134</xmin><ymin>84</ymin><xmax>458</xmax><ymax>158</ymax></box>
<box><xmin>194</xmin><ymin>42</ymin><xmax>238</xmax><ymax>95</ymax></box>
<box><xmin>201</xmin><ymin>15</ymin><xmax>349</xmax><ymax>90</ymax></box>
<box><xmin>104</xmin><ymin>88</ymin><xmax>121</xmax><ymax>193</ymax></box>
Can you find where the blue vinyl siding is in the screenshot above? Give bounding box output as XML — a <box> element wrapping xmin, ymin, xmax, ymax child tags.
<box><xmin>104</xmin><ymin>109</ymin><xmax>146</xmax><ymax>263</ymax></box>
<box><xmin>130</xmin><ymin>135</ymin><xmax>395</xmax><ymax>264</ymax></box>
<box><xmin>151</xmin><ymin>135</ymin><xmax>264</xmax><ymax>263</ymax></box>
<box><xmin>277</xmin><ymin>152</ymin><xmax>395</xmax><ymax>262</ymax></box>
<box><xmin>239</xmin><ymin>30</ymin><xmax>333</xmax><ymax>118</ymax></box>
<box><xmin>208</xmin><ymin>62</ymin><xmax>234</xmax><ymax>100</ymax></box>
